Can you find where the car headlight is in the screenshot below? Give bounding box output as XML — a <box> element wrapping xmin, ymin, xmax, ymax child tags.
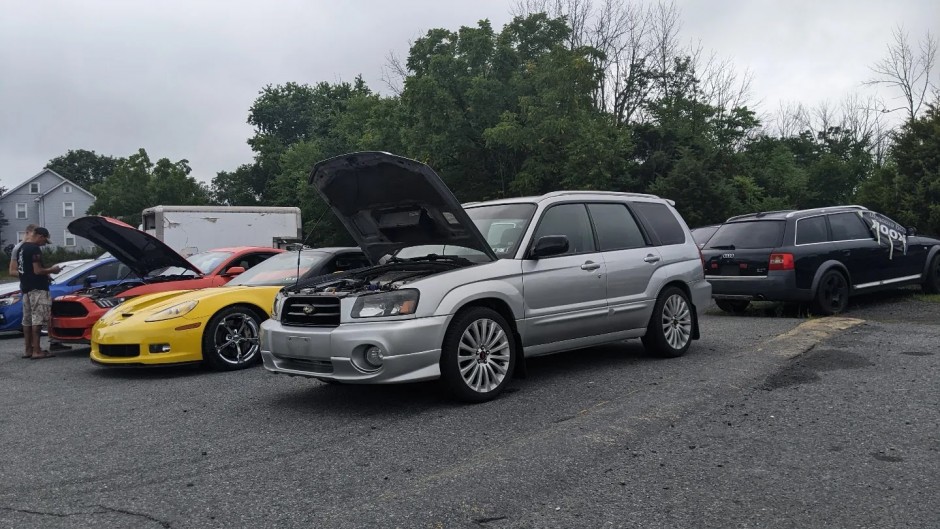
<box><xmin>271</xmin><ymin>291</ymin><xmax>286</xmax><ymax>321</ymax></box>
<box><xmin>351</xmin><ymin>289</ymin><xmax>419</xmax><ymax>319</ymax></box>
<box><xmin>95</xmin><ymin>296</ymin><xmax>128</xmax><ymax>309</ymax></box>
<box><xmin>0</xmin><ymin>291</ymin><xmax>21</xmax><ymax>306</ymax></box>
<box><xmin>144</xmin><ymin>300</ymin><xmax>198</xmax><ymax>322</ymax></box>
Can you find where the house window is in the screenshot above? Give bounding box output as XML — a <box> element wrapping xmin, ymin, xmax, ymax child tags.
<box><xmin>16</xmin><ymin>231</ymin><xmax>26</xmax><ymax>243</ymax></box>
<box><xmin>16</xmin><ymin>203</ymin><xmax>27</xmax><ymax>219</ymax></box>
<box><xmin>64</xmin><ymin>230</ymin><xmax>76</xmax><ymax>247</ymax></box>
<box><xmin>29</xmin><ymin>182</ymin><xmax>40</xmax><ymax>194</ymax></box>
<box><xmin>64</xmin><ymin>185</ymin><xmax>73</xmax><ymax>193</ymax></box>
<box><xmin>63</xmin><ymin>202</ymin><xmax>75</xmax><ymax>217</ymax></box>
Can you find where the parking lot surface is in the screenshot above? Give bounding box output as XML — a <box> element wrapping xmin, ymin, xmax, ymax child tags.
<box><xmin>1</xmin><ymin>294</ymin><xmax>938</xmax><ymax>528</ymax></box>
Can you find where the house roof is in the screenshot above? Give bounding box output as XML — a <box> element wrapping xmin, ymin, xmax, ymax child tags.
<box><xmin>1</xmin><ymin>168</ymin><xmax>96</xmax><ymax>200</ymax></box>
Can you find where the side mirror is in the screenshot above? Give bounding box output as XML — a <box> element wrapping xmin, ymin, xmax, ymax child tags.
<box><xmin>530</xmin><ymin>235</ymin><xmax>569</xmax><ymax>259</ymax></box>
<box><xmin>907</xmin><ymin>227</ymin><xmax>917</xmax><ymax>236</ymax></box>
<box><xmin>224</xmin><ymin>266</ymin><xmax>246</xmax><ymax>277</ymax></box>
<box><xmin>82</xmin><ymin>275</ymin><xmax>98</xmax><ymax>288</ymax></box>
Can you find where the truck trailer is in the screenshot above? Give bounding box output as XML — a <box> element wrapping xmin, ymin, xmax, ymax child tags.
<box><xmin>141</xmin><ymin>205</ymin><xmax>302</xmax><ymax>255</ymax></box>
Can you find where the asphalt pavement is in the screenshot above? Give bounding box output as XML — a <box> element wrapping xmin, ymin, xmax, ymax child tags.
<box><xmin>0</xmin><ymin>292</ymin><xmax>937</xmax><ymax>528</ymax></box>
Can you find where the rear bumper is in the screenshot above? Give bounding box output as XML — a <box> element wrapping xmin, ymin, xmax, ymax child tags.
<box><xmin>706</xmin><ymin>271</ymin><xmax>814</xmax><ymax>302</ymax></box>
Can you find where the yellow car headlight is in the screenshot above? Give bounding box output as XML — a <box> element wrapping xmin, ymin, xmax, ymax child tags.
<box><xmin>145</xmin><ymin>300</ymin><xmax>198</xmax><ymax>322</ymax></box>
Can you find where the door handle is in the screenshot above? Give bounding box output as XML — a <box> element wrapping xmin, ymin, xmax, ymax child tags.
<box><xmin>643</xmin><ymin>254</ymin><xmax>661</xmax><ymax>263</ymax></box>
<box><xmin>581</xmin><ymin>261</ymin><xmax>601</xmax><ymax>271</ymax></box>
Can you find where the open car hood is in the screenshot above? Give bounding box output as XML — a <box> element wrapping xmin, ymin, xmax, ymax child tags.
<box><xmin>68</xmin><ymin>216</ymin><xmax>201</xmax><ymax>277</ymax></box>
<box><xmin>310</xmin><ymin>152</ymin><xmax>497</xmax><ymax>264</ymax></box>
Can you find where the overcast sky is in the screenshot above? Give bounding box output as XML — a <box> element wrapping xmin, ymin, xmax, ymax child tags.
<box><xmin>1</xmin><ymin>0</ymin><xmax>936</xmax><ymax>190</ymax></box>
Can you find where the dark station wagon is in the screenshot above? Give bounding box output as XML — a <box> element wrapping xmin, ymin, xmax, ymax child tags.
<box><xmin>702</xmin><ymin>206</ymin><xmax>940</xmax><ymax>314</ymax></box>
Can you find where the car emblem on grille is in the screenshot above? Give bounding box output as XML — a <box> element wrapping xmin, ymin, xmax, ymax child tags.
<box><xmin>722</xmin><ymin>253</ymin><xmax>735</xmax><ymax>259</ymax></box>
<box><xmin>303</xmin><ymin>306</ymin><xmax>315</xmax><ymax>315</ymax></box>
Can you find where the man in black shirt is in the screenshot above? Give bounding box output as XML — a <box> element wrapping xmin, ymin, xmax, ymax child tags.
<box><xmin>18</xmin><ymin>227</ymin><xmax>61</xmax><ymax>359</ymax></box>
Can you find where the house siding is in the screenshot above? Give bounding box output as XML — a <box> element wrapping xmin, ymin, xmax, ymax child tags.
<box><xmin>1</xmin><ymin>169</ymin><xmax>97</xmax><ymax>251</ymax></box>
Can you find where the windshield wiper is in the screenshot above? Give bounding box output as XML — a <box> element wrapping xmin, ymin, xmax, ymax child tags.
<box><xmin>405</xmin><ymin>254</ymin><xmax>472</xmax><ymax>264</ymax></box>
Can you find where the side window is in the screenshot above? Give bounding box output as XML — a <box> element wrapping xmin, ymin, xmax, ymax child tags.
<box><xmin>73</xmin><ymin>262</ymin><xmax>120</xmax><ymax>285</ymax></box>
<box><xmin>631</xmin><ymin>202</ymin><xmax>686</xmax><ymax>245</ymax></box>
<box><xmin>587</xmin><ymin>203</ymin><xmax>646</xmax><ymax>251</ymax></box>
<box><xmin>796</xmin><ymin>216</ymin><xmax>828</xmax><ymax>245</ymax></box>
<box><xmin>229</xmin><ymin>252</ymin><xmax>275</xmax><ymax>272</ymax></box>
<box><xmin>829</xmin><ymin>213</ymin><xmax>872</xmax><ymax>241</ymax></box>
<box><xmin>532</xmin><ymin>203</ymin><xmax>596</xmax><ymax>255</ymax></box>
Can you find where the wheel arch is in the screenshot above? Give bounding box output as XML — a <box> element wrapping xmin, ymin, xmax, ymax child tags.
<box><xmin>810</xmin><ymin>261</ymin><xmax>852</xmax><ymax>292</ymax></box>
<box><xmin>922</xmin><ymin>246</ymin><xmax>940</xmax><ymax>277</ymax></box>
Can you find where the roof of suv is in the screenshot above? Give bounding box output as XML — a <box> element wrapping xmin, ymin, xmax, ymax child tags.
<box><xmin>464</xmin><ymin>190</ymin><xmax>671</xmax><ymax>208</ymax></box>
<box><xmin>725</xmin><ymin>205</ymin><xmax>869</xmax><ymax>222</ymax></box>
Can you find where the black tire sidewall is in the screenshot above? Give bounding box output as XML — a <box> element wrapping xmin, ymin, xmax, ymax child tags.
<box><xmin>814</xmin><ymin>270</ymin><xmax>849</xmax><ymax>315</ymax></box>
<box><xmin>440</xmin><ymin>307</ymin><xmax>516</xmax><ymax>403</ymax></box>
<box><xmin>643</xmin><ymin>286</ymin><xmax>692</xmax><ymax>358</ymax></box>
<box><xmin>201</xmin><ymin>305</ymin><xmax>263</xmax><ymax>371</ymax></box>
<box><xmin>925</xmin><ymin>255</ymin><xmax>940</xmax><ymax>294</ymax></box>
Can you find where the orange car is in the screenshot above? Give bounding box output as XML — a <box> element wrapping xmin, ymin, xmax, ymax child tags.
<box><xmin>50</xmin><ymin>216</ymin><xmax>283</xmax><ymax>344</ymax></box>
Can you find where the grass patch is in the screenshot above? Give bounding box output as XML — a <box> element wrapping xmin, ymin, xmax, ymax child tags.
<box><xmin>913</xmin><ymin>293</ymin><xmax>940</xmax><ymax>303</ymax></box>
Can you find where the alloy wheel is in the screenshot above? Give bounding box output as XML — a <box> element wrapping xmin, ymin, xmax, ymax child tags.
<box><xmin>213</xmin><ymin>312</ymin><xmax>260</xmax><ymax>366</ymax></box>
<box><xmin>821</xmin><ymin>273</ymin><xmax>847</xmax><ymax>312</ymax></box>
<box><xmin>660</xmin><ymin>294</ymin><xmax>692</xmax><ymax>350</ymax></box>
<box><xmin>456</xmin><ymin>318</ymin><xmax>511</xmax><ymax>393</ymax></box>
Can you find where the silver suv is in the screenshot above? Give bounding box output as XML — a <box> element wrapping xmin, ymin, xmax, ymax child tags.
<box><xmin>261</xmin><ymin>152</ymin><xmax>711</xmax><ymax>402</ymax></box>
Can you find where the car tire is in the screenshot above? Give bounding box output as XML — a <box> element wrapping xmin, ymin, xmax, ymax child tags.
<box><xmin>440</xmin><ymin>307</ymin><xmax>517</xmax><ymax>403</ymax></box>
<box><xmin>642</xmin><ymin>286</ymin><xmax>693</xmax><ymax>358</ymax></box>
<box><xmin>715</xmin><ymin>299</ymin><xmax>750</xmax><ymax>313</ymax></box>
<box><xmin>812</xmin><ymin>270</ymin><xmax>849</xmax><ymax>315</ymax></box>
<box><xmin>924</xmin><ymin>254</ymin><xmax>940</xmax><ymax>294</ymax></box>
<box><xmin>201</xmin><ymin>305</ymin><xmax>263</xmax><ymax>371</ymax></box>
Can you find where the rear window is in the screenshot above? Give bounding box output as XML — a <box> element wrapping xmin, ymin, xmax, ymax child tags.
<box><xmin>631</xmin><ymin>202</ymin><xmax>686</xmax><ymax>245</ymax></box>
<box><xmin>796</xmin><ymin>216</ymin><xmax>828</xmax><ymax>245</ymax></box>
<box><xmin>706</xmin><ymin>221</ymin><xmax>785</xmax><ymax>249</ymax></box>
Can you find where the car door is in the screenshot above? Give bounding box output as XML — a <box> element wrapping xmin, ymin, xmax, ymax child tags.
<box><xmin>827</xmin><ymin>212</ymin><xmax>885</xmax><ymax>288</ymax></box>
<box><xmin>586</xmin><ymin>202</ymin><xmax>660</xmax><ymax>333</ymax></box>
<box><xmin>520</xmin><ymin>203</ymin><xmax>608</xmax><ymax>349</ymax></box>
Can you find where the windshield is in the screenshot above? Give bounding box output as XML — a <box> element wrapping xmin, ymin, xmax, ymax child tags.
<box><xmin>158</xmin><ymin>251</ymin><xmax>232</xmax><ymax>277</ymax></box>
<box><xmin>226</xmin><ymin>251</ymin><xmax>328</xmax><ymax>286</ymax></box>
<box><xmin>706</xmin><ymin>221</ymin><xmax>786</xmax><ymax>249</ymax></box>
<box><xmin>52</xmin><ymin>258</ymin><xmax>108</xmax><ymax>285</ymax></box>
<box><xmin>465</xmin><ymin>203</ymin><xmax>537</xmax><ymax>258</ymax></box>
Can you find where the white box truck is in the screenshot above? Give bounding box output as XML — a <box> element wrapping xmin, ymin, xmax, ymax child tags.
<box><xmin>141</xmin><ymin>205</ymin><xmax>302</xmax><ymax>256</ymax></box>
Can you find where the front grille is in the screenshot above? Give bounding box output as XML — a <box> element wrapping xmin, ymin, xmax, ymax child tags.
<box><xmin>52</xmin><ymin>301</ymin><xmax>89</xmax><ymax>317</ymax></box>
<box><xmin>52</xmin><ymin>327</ymin><xmax>85</xmax><ymax>338</ymax></box>
<box><xmin>99</xmin><ymin>344</ymin><xmax>140</xmax><ymax>357</ymax></box>
<box><xmin>277</xmin><ymin>356</ymin><xmax>334</xmax><ymax>373</ymax></box>
<box><xmin>282</xmin><ymin>296</ymin><xmax>341</xmax><ymax>327</ymax></box>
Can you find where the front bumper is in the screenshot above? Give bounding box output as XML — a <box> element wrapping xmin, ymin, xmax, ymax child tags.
<box><xmin>90</xmin><ymin>318</ymin><xmax>205</xmax><ymax>366</ymax></box>
<box><xmin>261</xmin><ymin>315</ymin><xmax>449</xmax><ymax>384</ymax></box>
<box><xmin>706</xmin><ymin>270</ymin><xmax>813</xmax><ymax>302</ymax></box>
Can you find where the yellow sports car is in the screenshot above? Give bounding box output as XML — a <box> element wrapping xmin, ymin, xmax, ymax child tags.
<box><xmin>90</xmin><ymin>248</ymin><xmax>368</xmax><ymax>370</ymax></box>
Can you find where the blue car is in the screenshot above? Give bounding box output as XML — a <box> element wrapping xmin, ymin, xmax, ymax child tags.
<box><xmin>0</xmin><ymin>257</ymin><xmax>141</xmax><ymax>332</ymax></box>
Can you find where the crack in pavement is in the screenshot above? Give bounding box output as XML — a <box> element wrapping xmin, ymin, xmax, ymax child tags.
<box><xmin>1</xmin><ymin>503</ymin><xmax>172</xmax><ymax>527</ymax></box>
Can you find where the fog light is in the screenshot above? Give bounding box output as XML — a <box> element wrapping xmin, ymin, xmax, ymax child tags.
<box><xmin>149</xmin><ymin>343</ymin><xmax>171</xmax><ymax>354</ymax></box>
<box><xmin>364</xmin><ymin>346</ymin><xmax>384</xmax><ymax>368</ymax></box>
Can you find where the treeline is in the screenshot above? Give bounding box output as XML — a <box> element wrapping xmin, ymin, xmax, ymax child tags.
<box><xmin>43</xmin><ymin>3</ymin><xmax>940</xmax><ymax>241</ymax></box>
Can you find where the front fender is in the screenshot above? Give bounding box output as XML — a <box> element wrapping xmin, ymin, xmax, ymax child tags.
<box><xmin>922</xmin><ymin>245</ymin><xmax>940</xmax><ymax>277</ymax></box>
<box><xmin>434</xmin><ymin>280</ymin><xmax>525</xmax><ymax>321</ymax></box>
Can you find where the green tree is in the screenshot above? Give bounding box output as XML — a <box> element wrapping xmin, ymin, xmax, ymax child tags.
<box><xmin>89</xmin><ymin>149</ymin><xmax>210</xmax><ymax>224</ymax></box>
<box><xmin>46</xmin><ymin>149</ymin><xmax>120</xmax><ymax>190</ymax></box>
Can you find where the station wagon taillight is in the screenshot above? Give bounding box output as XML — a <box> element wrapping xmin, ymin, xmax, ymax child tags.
<box><xmin>768</xmin><ymin>253</ymin><xmax>794</xmax><ymax>271</ymax></box>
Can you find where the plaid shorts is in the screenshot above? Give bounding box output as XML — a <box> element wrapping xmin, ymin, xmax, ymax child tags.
<box><xmin>22</xmin><ymin>290</ymin><xmax>52</xmax><ymax>327</ymax></box>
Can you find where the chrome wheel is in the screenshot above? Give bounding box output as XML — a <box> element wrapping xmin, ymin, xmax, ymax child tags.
<box><xmin>456</xmin><ymin>318</ymin><xmax>511</xmax><ymax>393</ymax></box>
<box><xmin>212</xmin><ymin>312</ymin><xmax>260</xmax><ymax>366</ymax></box>
<box><xmin>660</xmin><ymin>294</ymin><xmax>692</xmax><ymax>350</ymax></box>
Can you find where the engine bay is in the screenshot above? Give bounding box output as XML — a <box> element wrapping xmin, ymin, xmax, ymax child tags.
<box><xmin>286</xmin><ymin>261</ymin><xmax>467</xmax><ymax>296</ymax></box>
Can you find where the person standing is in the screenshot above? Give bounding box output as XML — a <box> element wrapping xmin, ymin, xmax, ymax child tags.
<box><xmin>18</xmin><ymin>227</ymin><xmax>60</xmax><ymax>359</ymax></box>
<box><xmin>7</xmin><ymin>224</ymin><xmax>37</xmax><ymax>277</ymax></box>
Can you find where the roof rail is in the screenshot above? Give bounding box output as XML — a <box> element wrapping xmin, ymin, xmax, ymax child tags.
<box><xmin>784</xmin><ymin>205</ymin><xmax>869</xmax><ymax>218</ymax></box>
<box><xmin>726</xmin><ymin>209</ymin><xmax>795</xmax><ymax>222</ymax></box>
<box><xmin>540</xmin><ymin>190</ymin><xmax>663</xmax><ymax>200</ymax></box>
